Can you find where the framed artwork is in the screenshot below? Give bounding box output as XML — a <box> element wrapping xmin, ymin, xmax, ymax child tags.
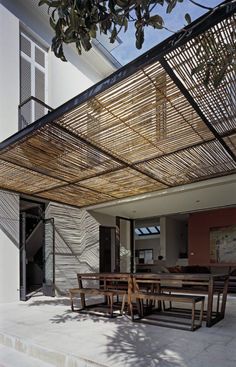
<box><xmin>210</xmin><ymin>225</ymin><xmax>236</xmax><ymax>263</ymax></box>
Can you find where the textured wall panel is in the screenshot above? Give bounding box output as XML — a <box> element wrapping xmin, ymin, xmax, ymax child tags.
<box><xmin>45</xmin><ymin>202</ymin><xmax>99</xmax><ymax>294</ymax></box>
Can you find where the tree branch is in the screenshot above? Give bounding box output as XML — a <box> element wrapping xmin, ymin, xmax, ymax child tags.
<box><xmin>188</xmin><ymin>0</ymin><xmax>213</xmax><ymax>11</ymax></box>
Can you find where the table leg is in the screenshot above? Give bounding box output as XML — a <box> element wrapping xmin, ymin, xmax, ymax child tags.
<box><xmin>221</xmin><ymin>276</ymin><xmax>229</xmax><ymax>317</ymax></box>
<box><xmin>206</xmin><ymin>278</ymin><xmax>214</xmax><ymax>327</ymax></box>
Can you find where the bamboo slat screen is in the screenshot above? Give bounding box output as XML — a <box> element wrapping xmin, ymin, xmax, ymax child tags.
<box><xmin>0</xmin><ymin>13</ymin><xmax>235</xmax><ymax>208</ymax></box>
<box><xmin>165</xmin><ymin>14</ymin><xmax>236</xmax><ymax>145</ymax></box>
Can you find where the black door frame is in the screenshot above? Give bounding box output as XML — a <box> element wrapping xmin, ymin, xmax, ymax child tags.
<box><xmin>19</xmin><ymin>197</ymin><xmax>55</xmax><ymax>299</ymax></box>
<box><xmin>99</xmin><ymin>225</ymin><xmax>116</xmax><ymax>273</ymax></box>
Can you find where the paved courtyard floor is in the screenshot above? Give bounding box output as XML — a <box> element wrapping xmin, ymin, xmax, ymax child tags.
<box><xmin>0</xmin><ymin>294</ymin><xmax>236</xmax><ymax>367</ymax></box>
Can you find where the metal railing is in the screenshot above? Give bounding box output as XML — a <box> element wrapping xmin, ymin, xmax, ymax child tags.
<box><xmin>18</xmin><ymin>96</ymin><xmax>53</xmax><ymax>130</ymax></box>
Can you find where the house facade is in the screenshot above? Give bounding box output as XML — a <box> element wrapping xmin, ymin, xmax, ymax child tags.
<box><xmin>0</xmin><ymin>0</ymin><xmax>236</xmax><ymax>304</ymax></box>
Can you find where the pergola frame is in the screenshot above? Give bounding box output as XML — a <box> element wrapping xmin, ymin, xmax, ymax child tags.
<box><xmin>0</xmin><ymin>0</ymin><xmax>235</xmax><ymax>208</ymax></box>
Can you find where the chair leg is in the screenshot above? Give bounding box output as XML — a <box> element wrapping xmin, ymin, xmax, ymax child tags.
<box><xmin>140</xmin><ymin>299</ymin><xmax>144</xmax><ymax>317</ymax></box>
<box><xmin>199</xmin><ymin>299</ymin><xmax>204</xmax><ymax>326</ymax></box>
<box><xmin>80</xmin><ymin>293</ymin><xmax>86</xmax><ymax>309</ymax></box>
<box><xmin>130</xmin><ymin>300</ymin><xmax>134</xmax><ymax>321</ymax></box>
<box><xmin>136</xmin><ymin>298</ymin><xmax>142</xmax><ymax>319</ymax></box>
<box><xmin>110</xmin><ymin>295</ymin><xmax>113</xmax><ymax>318</ymax></box>
<box><xmin>70</xmin><ymin>293</ymin><xmax>74</xmax><ymax>312</ymax></box>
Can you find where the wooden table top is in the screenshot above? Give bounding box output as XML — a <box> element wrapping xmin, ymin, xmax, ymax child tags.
<box><xmin>134</xmin><ymin>273</ymin><xmax>229</xmax><ymax>280</ymax></box>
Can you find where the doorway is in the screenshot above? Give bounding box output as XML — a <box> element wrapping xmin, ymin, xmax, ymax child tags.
<box><xmin>99</xmin><ymin>226</ymin><xmax>116</xmax><ymax>272</ymax></box>
<box><xmin>19</xmin><ymin>198</ymin><xmax>55</xmax><ymax>300</ymax></box>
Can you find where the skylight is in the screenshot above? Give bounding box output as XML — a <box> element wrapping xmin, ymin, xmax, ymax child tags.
<box><xmin>135</xmin><ymin>226</ymin><xmax>160</xmax><ymax>236</ymax></box>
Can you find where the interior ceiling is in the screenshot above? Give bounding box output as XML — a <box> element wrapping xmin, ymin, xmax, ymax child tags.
<box><xmin>89</xmin><ymin>175</ymin><xmax>236</xmax><ymax>219</ymax></box>
<box><xmin>0</xmin><ymin>6</ymin><xmax>235</xmax><ymax>208</ymax></box>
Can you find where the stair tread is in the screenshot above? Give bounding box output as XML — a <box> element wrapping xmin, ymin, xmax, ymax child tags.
<box><xmin>0</xmin><ymin>344</ymin><xmax>54</xmax><ymax>367</ymax></box>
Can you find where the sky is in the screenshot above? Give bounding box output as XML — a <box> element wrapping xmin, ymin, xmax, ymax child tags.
<box><xmin>111</xmin><ymin>0</ymin><xmax>223</xmax><ymax>65</ymax></box>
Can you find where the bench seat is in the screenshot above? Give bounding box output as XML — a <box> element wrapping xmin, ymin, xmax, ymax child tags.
<box><xmin>132</xmin><ymin>291</ymin><xmax>205</xmax><ymax>331</ymax></box>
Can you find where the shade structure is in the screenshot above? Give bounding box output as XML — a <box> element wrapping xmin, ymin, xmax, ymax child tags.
<box><xmin>0</xmin><ymin>3</ymin><xmax>235</xmax><ymax>208</ymax></box>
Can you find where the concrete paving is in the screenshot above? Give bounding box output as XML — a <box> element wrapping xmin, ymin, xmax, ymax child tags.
<box><xmin>0</xmin><ymin>294</ymin><xmax>236</xmax><ymax>367</ymax></box>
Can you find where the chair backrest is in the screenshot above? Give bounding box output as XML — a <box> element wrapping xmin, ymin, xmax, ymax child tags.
<box><xmin>132</xmin><ymin>275</ymin><xmax>161</xmax><ymax>293</ymax></box>
<box><xmin>77</xmin><ymin>273</ymin><xmax>130</xmax><ymax>291</ymax></box>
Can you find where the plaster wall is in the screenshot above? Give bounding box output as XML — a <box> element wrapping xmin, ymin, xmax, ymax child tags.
<box><xmin>165</xmin><ymin>217</ymin><xmax>187</xmax><ymax>266</ymax></box>
<box><xmin>0</xmin><ymin>4</ymin><xmax>19</xmax><ymax>141</ymax></box>
<box><xmin>0</xmin><ymin>191</ymin><xmax>19</xmax><ymax>303</ymax></box>
<box><xmin>88</xmin><ymin>211</ymin><xmax>116</xmax><ymax>228</ymax></box>
<box><xmin>135</xmin><ymin>238</ymin><xmax>161</xmax><ymax>260</ymax></box>
<box><xmin>48</xmin><ymin>52</ymin><xmax>95</xmax><ymax>109</ymax></box>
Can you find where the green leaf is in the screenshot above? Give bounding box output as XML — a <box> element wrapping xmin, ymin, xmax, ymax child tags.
<box><xmin>80</xmin><ymin>32</ymin><xmax>92</xmax><ymax>52</ymax></box>
<box><xmin>213</xmin><ymin>63</ymin><xmax>228</xmax><ymax>88</ymax></box>
<box><xmin>167</xmin><ymin>0</ymin><xmax>177</xmax><ymax>14</ymax></box>
<box><xmin>58</xmin><ymin>44</ymin><xmax>67</xmax><ymax>62</ymax></box>
<box><xmin>123</xmin><ymin>17</ymin><xmax>128</xmax><ymax>32</ymax></box>
<box><xmin>116</xmin><ymin>0</ymin><xmax>129</xmax><ymax>8</ymax></box>
<box><xmin>203</xmin><ymin>66</ymin><xmax>211</xmax><ymax>88</ymax></box>
<box><xmin>38</xmin><ymin>0</ymin><xmax>50</xmax><ymax>6</ymax></box>
<box><xmin>110</xmin><ymin>26</ymin><xmax>117</xmax><ymax>44</ymax></box>
<box><xmin>191</xmin><ymin>62</ymin><xmax>205</xmax><ymax>75</ymax></box>
<box><xmin>146</xmin><ymin>15</ymin><xmax>164</xmax><ymax>29</ymax></box>
<box><xmin>185</xmin><ymin>13</ymin><xmax>191</xmax><ymax>25</ymax></box>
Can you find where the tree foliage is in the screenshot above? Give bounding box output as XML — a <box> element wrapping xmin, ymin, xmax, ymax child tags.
<box><xmin>38</xmin><ymin>0</ymin><xmax>236</xmax><ymax>88</ymax></box>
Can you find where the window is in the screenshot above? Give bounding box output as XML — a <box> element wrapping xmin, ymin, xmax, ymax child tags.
<box><xmin>135</xmin><ymin>226</ymin><xmax>160</xmax><ymax>236</ymax></box>
<box><xmin>20</xmin><ymin>32</ymin><xmax>48</xmax><ymax>129</ymax></box>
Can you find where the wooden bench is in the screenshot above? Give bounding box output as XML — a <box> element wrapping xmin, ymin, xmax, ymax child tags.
<box><xmin>132</xmin><ymin>276</ymin><xmax>205</xmax><ymax>331</ymax></box>
<box><xmin>69</xmin><ymin>273</ymin><xmax>129</xmax><ymax>318</ymax></box>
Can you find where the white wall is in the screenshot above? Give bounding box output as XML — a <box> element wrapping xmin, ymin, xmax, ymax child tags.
<box><xmin>89</xmin><ymin>211</ymin><xmax>116</xmax><ymax>227</ymax></box>
<box><xmin>0</xmin><ymin>5</ymin><xmax>20</xmax><ymax>303</ymax></box>
<box><xmin>135</xmin><ymin>238</ymin><xmax>161</xmax><ymax>261</ymax></box>
<box><xmin>0</xmin><ymin>191</ymin><xmax>20</xmax><ymax>303</ymax></box>
<box><xmin>48</xmin><ymin>51</ymin><xmax>95</xmax><ymax>109</ymax></box>
<box><xmin>0</xmin><ymin>4</ymin><xmax>19</xmax><ymax>141</ymax></box>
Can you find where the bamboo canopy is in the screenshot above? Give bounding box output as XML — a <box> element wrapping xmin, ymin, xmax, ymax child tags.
<box><xmin>0</xmin><ymin>5</ymin><xmax>235</xmax><ymax>208</ymax></box>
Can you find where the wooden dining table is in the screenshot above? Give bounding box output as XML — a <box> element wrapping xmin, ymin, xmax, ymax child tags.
<box><xmin>131</xmin><ymin>273</ymin><xmax>229</xmax><ymax>327</ymax></box>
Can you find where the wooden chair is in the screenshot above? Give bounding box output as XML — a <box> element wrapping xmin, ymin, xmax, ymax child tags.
<box><xmin>69</xmin><ymin>273</ymin><xmax>129</xmax><ymax>318</ymax></box>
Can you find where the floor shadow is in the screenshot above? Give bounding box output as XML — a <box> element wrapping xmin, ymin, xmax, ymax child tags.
<box><xmin>27</xmin><ymin>297</ymin><xmax>71</xmax><ymax>307</ymax></box>
<box><xmin>105</xmin><ymin>321</ymin><xmax>187</xmax><ymax>367</ymax></box>
<box><xmin>49</xmin><ymin>310</ymin><xmax>123</xmax><ymax>324</ymax></box>
<box><xmin>27</xmin><ymin>296</ymin><xmax>189</xmax><ymax>366</ymax></box>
